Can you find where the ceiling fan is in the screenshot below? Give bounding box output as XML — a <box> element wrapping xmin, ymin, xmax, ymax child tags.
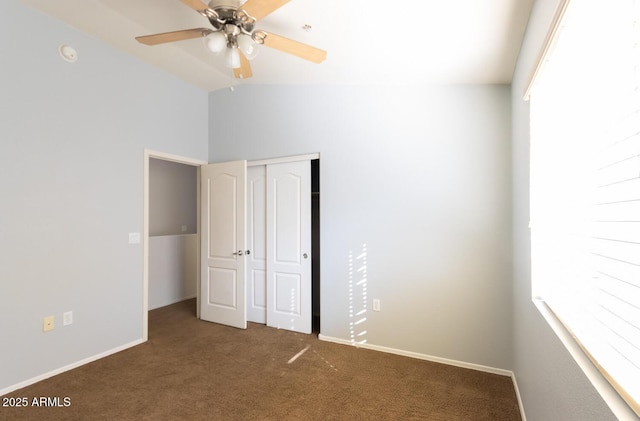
<box><xmin>135</xmin><ymin>0</ymin><xmax>327</xmax><ymax>79</ymax></box>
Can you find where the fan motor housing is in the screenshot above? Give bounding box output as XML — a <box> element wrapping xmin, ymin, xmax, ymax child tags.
<box><xmin>207</xmin><ymin>0</ymin><xmax>253</xmax><ymax>32</ymax></box>
<box><xmin>208</xmin><ymin>0</ymin><xmax>241</xmax><ymax>13</ymax></box>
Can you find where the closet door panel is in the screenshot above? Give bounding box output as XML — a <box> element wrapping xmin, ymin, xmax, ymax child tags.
<box><xmin>266</xmin><ymin>161</ymin><xmax>311</xmax><ymax>334</ymax></box>
<box><xmin>200</xmin><ymin>160</ymin><xmax>247</xmax><ymax>329</ymax></box>
<box><xmin>247</xmin><ymin>165</ymin><xmax>267</xmax><ymax>323</ymax></box>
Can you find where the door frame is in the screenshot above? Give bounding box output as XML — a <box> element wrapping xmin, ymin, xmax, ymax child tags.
<box><xmin>248</xmin><ymin>153</ymin><xmax>319</xmax><ymax>331</ymax></box>
<box><xmin>143</xmin><ymin>149</ymin><xmax>207</xmax><ymax>341</ymax></box>
<box><xmin>247</xmin><ymin>153</ymin><xmax>319</xmax><ymax>168</ymax></box>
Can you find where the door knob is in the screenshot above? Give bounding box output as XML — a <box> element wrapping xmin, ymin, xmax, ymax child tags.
<box><xmin>303</xmin><ymin>253</ymin><xmax>308</xmax><ymax>259</ymax></box>
<box><xmin>233</xmin><ymin>250</ymin><xmax>244</xmax><ymax>256</ymax></box>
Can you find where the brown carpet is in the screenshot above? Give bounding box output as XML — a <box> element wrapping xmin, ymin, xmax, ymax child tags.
<box><xmin>1</xmin><ymin>299</ymin><xmax>521</xmax><ymax>420</ymax></box>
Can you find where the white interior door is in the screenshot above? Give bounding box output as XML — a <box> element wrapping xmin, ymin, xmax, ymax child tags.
<box><xmin>266</xmin><ymin>160</ymin><xmax>312</xmax><ymax>334</ymax></box>
<box><xmin>247</xmin><ymin>165</ymin><xmax>267</xmax><ymax>323</ymax></box>
<box><xmin>200</xmin><ymin>160</ymin><xmax>247</xmax><ymax>329</ymax></box>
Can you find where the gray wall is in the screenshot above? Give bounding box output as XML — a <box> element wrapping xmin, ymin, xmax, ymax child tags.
<box><xmin>149</xmin><ymin>158</ymin><xmax>197</xmax><ymax>236</ymax></box>
<box><xmin>510</xmin><ymin>0</ymin><xmax>625</xmax><ymax>419</ymax></box>
<box><xmin>149</xmin><ymin>234</ymin><xmax>197</xmax><ymax>309</ymax></box>
<box><xmin>0</xmin><ymin>0</ymin><xmax>208</xmax><ymax>392</ymax></box>
<box><xmin>4</xmin><ymin>1</ymin><xmax>630</xmax><ymax>417</ymax></box>
<box><xmin>209</xmin><ymin>84</ymin><xmax>513</xmax><ymax>370</ymax></box>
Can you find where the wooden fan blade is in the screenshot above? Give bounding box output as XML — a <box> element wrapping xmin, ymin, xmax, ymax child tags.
<box><xmin>258</xmin><ymin>31</ymin><xmax>327</xmax><ymax>63</ymax></box>
<box><xmin>136</xmin><ymin>28</ymin><xmax>212</xmax><ymax>46</ymax></box>
<box><xmin>234</xmin><ymin>52</ymin><xmax>253</xmax><ymax>79</ymax></box>
<box><xmin>241</xmin><ymin>0</ymin><xmax>290</xmax><ymax>22</ymax></box>
<box><xmin>181</xmin><ymin>0</ymin><xmax>210</xmax><ymax>12</ymax></box>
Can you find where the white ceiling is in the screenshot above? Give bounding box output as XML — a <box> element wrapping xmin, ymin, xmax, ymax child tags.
<box><xmin>21</xmin><ymin>0</ymin><xmax>535</xmax><ymax>92</ymax></box>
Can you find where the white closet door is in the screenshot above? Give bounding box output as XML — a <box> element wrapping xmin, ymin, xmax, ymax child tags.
<box><xmin>266</xmin><ymin>160</ymin><xmax>312</xmax><ymax>334</ymax></box>
<box><xmin>247</xmin><ymin>165</ymin><xmax>267</xmax><ymax>323</ymax></box>
<box><xmin>200</xmin><ymin>160</ymin><xmax>247</xmax><ymax>329</ymax></box>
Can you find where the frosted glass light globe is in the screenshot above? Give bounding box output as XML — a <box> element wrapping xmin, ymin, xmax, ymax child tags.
<box><xmin>237</xmin><ymin>34</ymin><xmax>259</xmax><ymax>60</ymax></box>
<box><xmin>204</xmin><ymin>32</ymin><xmax>227</xmax><ymax>54</ymax></box>
<box><xmin>224</xmin><ymin>47</ymin><xmax>241</xmax><ymax>68</ymax></box>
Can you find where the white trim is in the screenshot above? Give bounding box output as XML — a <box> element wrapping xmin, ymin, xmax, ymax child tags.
<box><xmin>144</xmin><ymin>149</ymin><xmax>208</xmax><ymax>166</ymax></box>
<box><xmin>196</xmin><ymin>166</ymin><xmax>202</xmax><ymax>319</ymax></box>
<box><xmin>533</xmin><ymin>299</ymin><xmax>639</xmax><ymax>420</ymax></box>
<box><xmin>523</xmin><ymin>0</ymin><xmax>572</xmax><ymax>100</ymax></box>
<box><xmin>148</xmin><ymin>294</ymin><xmax>197</xmax><ymax>311</ymax></box>
<box><xmin>317</xmin><ymin>334</ymin><xmax>513</xmax><ymax>377</ymax></box>
<box><xmin>0</xmin><ymin>339</ymin><xmax>144</xmax><ymax>397</ymax></box>
<box><xmin>143</xmin><ymin>149</ymin><xmax>207</xmax><ymax>340</ymax></box>
<box><xmin>148</xmin><ymin>233</ymin><xmax>198</xmax><ymax>238</ymax></box>
<box><xmin>511</xmin><ymin>372</ymin><xmax>527</xmax><ymax>421</ymax></box>
<box><xmin>248</xmin><ymin>153</ymin><xmax>319</xmax><ymax>167</ymax></box>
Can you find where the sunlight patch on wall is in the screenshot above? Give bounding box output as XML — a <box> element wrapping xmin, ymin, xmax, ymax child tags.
<box><xmin>348</xmin><ymin>243</ymin><xmax>368</xmax><ymax>345</ymax></box>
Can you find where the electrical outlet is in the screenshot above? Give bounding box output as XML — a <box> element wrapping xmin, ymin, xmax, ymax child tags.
<box><xmin>43</xmin><ymin>316</ymin><xmax>54</xmax><ymax>332</ymax></box>
<box><xmin>63</xmin><ymin>311</ymin><xmax>73</xmax><ymax>326</ymax></box>
<box><xmin>373</xmin><ymin>299</ymin><xmax>381</xmax><ymax>312</ymax></box>
<box><xmin>181</xmin><ymin>225</ymin><xmax>188</xmax><ymax>232</ymax></box>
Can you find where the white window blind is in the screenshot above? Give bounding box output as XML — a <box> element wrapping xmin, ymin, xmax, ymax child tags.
<box><xmin>529</xmin><ymin>0</ymin><xmax>640</xmax><ymax>416</ymax></box>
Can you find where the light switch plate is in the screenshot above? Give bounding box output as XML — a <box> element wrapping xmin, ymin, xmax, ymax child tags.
<box><xmin>128</xmin><ymin>232</ymin><xmax>141</xmax><ymax>244</ymax></box>
<box><xmin>63</xmin><ymin>311</ymin><xmax>73</xmax><ymax>326</ymax></box>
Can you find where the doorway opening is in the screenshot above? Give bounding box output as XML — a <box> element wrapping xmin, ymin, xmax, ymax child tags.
<box><xmin>241</xmin><ymin>156</ymin><xmax>320</xmax><ymax>334</ymax></box>
<box><xmin>148</xmin><ymin>158</ymin><xmax>198</xmax><ymax>311</ymax></box>
<box><xmin>143</xmin><ymin>150</ymin><xmax>206</xmax><ymax>341</ymax></box>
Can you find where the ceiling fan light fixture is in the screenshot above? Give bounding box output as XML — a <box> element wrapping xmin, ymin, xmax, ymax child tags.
<box><xmin>237</xmin><ymin>34</ymin><xmax>259</xmax><ymax>60</ymax></box>
<box><xmin>224</xmin><ymin>46</ymin><xmax>241</xmax><ymax>68</ymax></box>
<box><xmin>137</xmin><ymin>0</ymin><xmax>328</xmax><ymax>79</ymax></box>
<box><xmin>204</xmin><ymin>31</ymin><xmax>227</xmax><ymax>54</ymax></box>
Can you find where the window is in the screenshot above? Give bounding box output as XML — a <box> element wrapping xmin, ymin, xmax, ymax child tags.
<box><xmin>528</xmin><ymin>0</ymin><xmax>640</xmax><ymax>416</ymax></box>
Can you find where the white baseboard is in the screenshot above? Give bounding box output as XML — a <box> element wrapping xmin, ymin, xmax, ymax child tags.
<box><xmin>149</xmin><ymin>294</ymin><xmax>197</xmax><ymax>311</ymax></box>
<box><xmin>511</xmin><ymin>372</ymin><xmax>527</xmax><ymax>421</ymax></box>
<box><xmin>318</xmin><ymin>334</ymin><xmax>513</xmax><ymax>376</ymax></box>
<box><xmin>0</xmin><ymin>338</ymin><xmax>145</xmax><ymax>397</ymax></box>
